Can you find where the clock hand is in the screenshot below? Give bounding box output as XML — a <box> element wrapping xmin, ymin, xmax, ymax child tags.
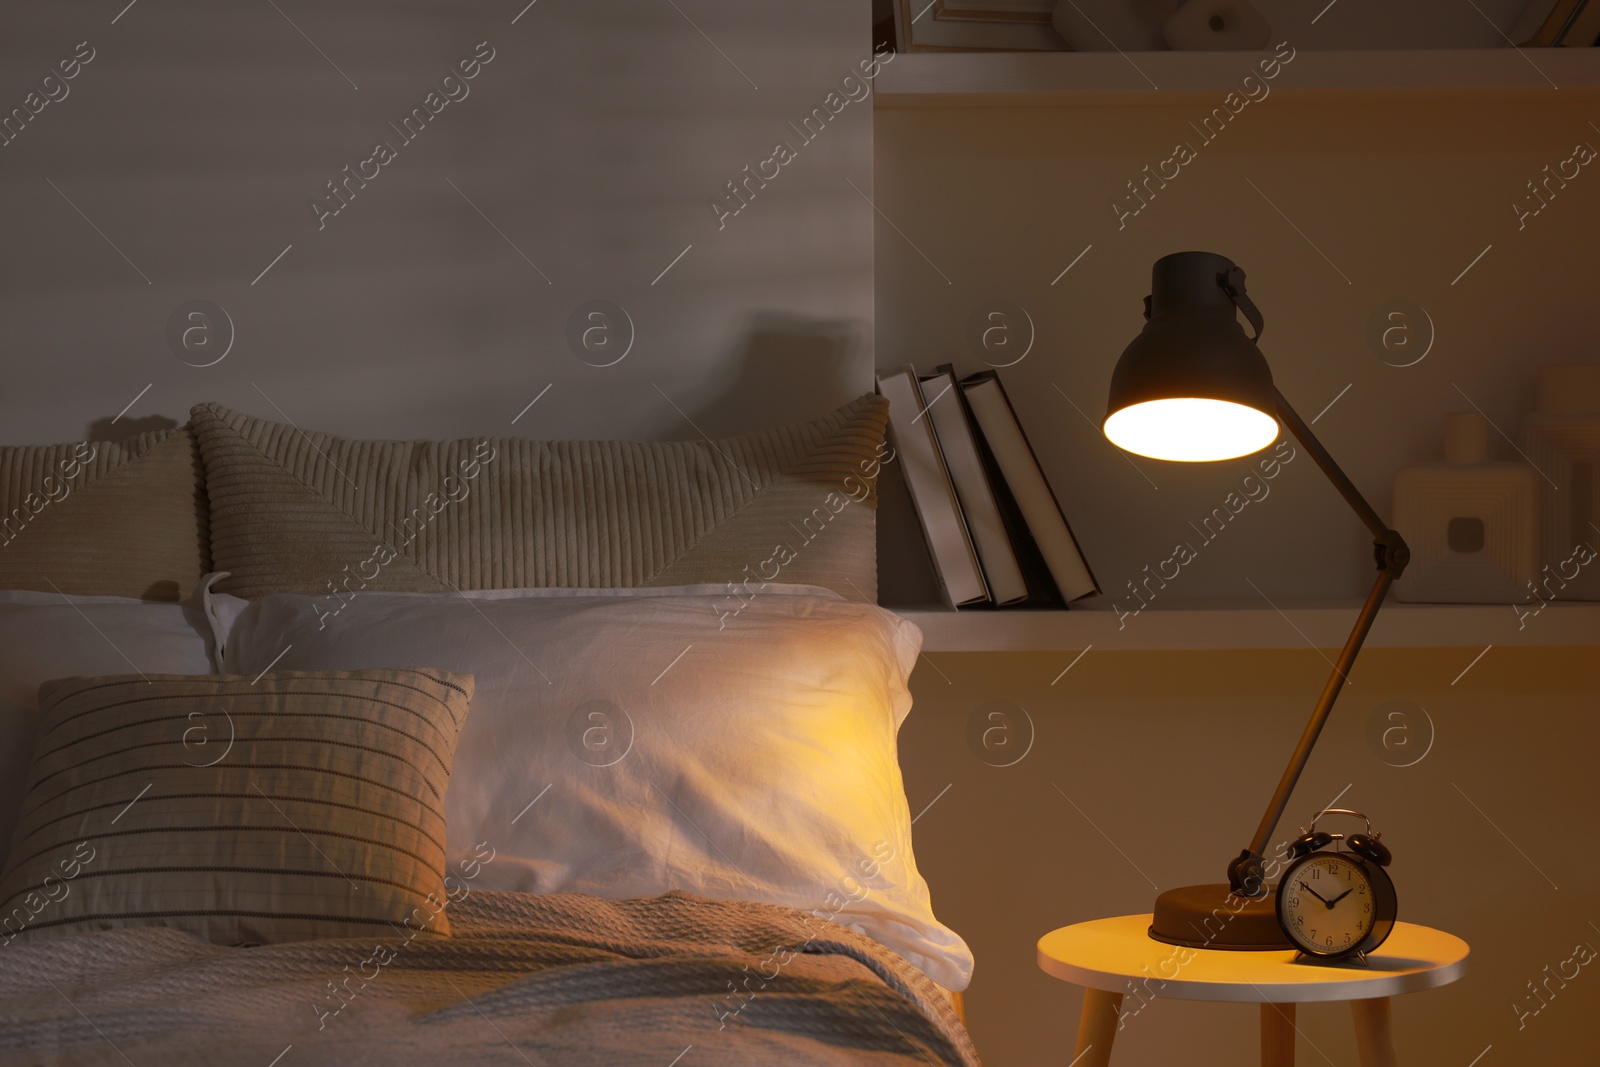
<box><xmin>1328</xmin><ymin>888</ymin><xmax>1354</xmax><ymax>906</ymax></box>
<box><xmin>1298</xmin><ymin>880</ymin><xmax>1333</xmax><ymax>906</ymax></box>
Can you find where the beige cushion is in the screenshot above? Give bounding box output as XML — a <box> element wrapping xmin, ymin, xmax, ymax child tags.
<box><xmin>0</xmin><ymin>430</ymin><xmax>208</xmax><ymax>601</ymax></box>
<box><xmin>189</xmin><ymin>396</ymin><xmax>887</xmax><ymax>601</ymax></box>
<box><xmin>0</xmin><ymin>667</ymin><xmax>471</xmax><ymax>945</ymax></box>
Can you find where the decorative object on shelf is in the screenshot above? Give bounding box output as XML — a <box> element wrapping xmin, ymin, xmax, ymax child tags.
<box><xmin>899</xmin><ymin>0</ymin><xmax>1067</xmax><ymax>50</ymax></box>
<box><xmin>1051</xmin><ymin>0</ymin><xmax>1180</xmax><ymax>52</ymax></box>
<box><xmin>1275</xmin><ymin>809</ymin><xmax>1397</xmax><ymax>963</ymax></box>
<box><xmin>1103</xmin><ymin>251</ymin><xmax>1410</xmax><ymax>951</ymax></box>
<box><xmin>1392</xmin><ymin>411</ymin><xmax>1539</xmax><ymax>604</ymax></box>
<box><xmin>1525</xmin><ymin>363</ymin><xmax>1600</xmax><ymax>600</ymax></box>
<box><xmin>1162</xmin><ymin>0</ymin><xmax>1270</xmax><ymax>51</ymax></box>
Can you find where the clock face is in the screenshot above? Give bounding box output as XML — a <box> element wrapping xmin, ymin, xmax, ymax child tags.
<box><xmin>1277</xmin><ymin>852</ymin><xmax>1378</xmax><ymax>957</ymax></box>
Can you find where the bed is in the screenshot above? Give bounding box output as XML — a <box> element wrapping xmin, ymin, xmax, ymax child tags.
<box><xmin>0</xmin><ymin>891</ymin><xmax>975</xmax><ymax>1066</ymax></box>
<box><xmin>0</xmin><ymin>396</ymin><xmax>981</xmax><ymax>1066</ymax></box>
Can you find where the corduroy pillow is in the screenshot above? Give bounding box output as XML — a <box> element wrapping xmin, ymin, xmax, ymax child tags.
<box><xmin>188</xmin><ymin>396</ymin><xmax>888</xmax><ymax>602</ymax></box>
<box><xmin>0</xmin><ymin>430</ymin><xmax>208</xmax><ymax>601</ymax></box>
<box><xmin>0</xmin><ymin>668</ymin><xmax>471</xmax><ymax>946</ymax></box>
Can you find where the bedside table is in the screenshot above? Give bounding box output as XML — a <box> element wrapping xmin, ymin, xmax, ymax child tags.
<box><xmin>1037</xmin><ymin>914</ymin><xmax>1468</xmax><ymax>1067</ymax></box>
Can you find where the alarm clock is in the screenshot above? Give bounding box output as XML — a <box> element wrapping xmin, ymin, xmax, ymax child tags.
<box><xmin>1275</xmin><ymin>808</ymin><xmax>1396</xmax><ymax>963</ymax></box>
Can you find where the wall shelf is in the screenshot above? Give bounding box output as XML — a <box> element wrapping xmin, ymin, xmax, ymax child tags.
<box><xmin>873</xmin><ymin>48</ymin><xmax>1600</xmax><ymax>107</ymax></box>
<box><xmin>891</xmin><ymin>600</ymin><xmax>1600</xmax><ymax>652</ymax></box>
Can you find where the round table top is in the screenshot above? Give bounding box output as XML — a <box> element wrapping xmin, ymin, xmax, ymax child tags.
<box><xmin>1037</xmin><ymin>915</ymin><xmax>1468</xmax><ymax>1003</ymax></box>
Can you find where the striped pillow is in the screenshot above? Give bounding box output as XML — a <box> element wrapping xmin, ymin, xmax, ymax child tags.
<box><xmin>0</xmin><ymin>429</ymin><xmax>209</xmax><ymax>601</ymax></box>
<box><xmin>189</xmin><ymin>395</ymin><xmax>888</xmax><ymax>602</ymax></box>
<box><xmin>0</xmin><ymin>668</ymin><xmax>471</xmax><ymax>946</ymax></box>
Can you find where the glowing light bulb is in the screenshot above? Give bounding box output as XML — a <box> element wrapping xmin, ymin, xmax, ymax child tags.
<box><xmin>1104</xmin><ymin>398</ymin><xmax>1278</xmax><ymax>462</ymax></box>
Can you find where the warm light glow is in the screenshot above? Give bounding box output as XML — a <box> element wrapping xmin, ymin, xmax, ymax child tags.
<box><xmin>1104</xmin><ymin>398</ymin><xmax>1279</xmax><ymax>461</ymax></box>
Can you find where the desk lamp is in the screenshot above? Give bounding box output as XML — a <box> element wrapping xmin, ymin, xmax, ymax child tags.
<box><xmin>1104</xmin><ymin>251</ymin><xmax>1410</xmax><ymax>949</ymax></box>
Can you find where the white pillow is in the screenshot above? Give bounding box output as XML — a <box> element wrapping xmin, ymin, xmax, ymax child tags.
<box><xmin>0</xmin><ymin>590</ymin><xmax>218</xmax><ymax>868</ymax></box>
<box><xmin>217</xmin><ymin>585</ymin><xmax>974</xmax><ymax>989</ymax></box>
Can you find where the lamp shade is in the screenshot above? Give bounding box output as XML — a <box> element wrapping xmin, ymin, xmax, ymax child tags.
<box><xmin>1104</xmin><ymin>251</ymin><xmax>1280</xmax><ymax>462</ymax></box>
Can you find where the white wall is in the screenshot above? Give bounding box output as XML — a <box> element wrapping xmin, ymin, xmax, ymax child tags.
<box><xmin>0</xmin><ymin>0</ymin><xmax>876</xmax><ymax>445</ymax></box>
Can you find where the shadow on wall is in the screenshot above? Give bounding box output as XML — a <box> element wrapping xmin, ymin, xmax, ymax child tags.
<box><xmin>79</xmin><ymin>313</ymin><xmax>865</xmax><ymax>444</ymax></box>
<box><xmin>83</xmin><ymin>415</ymin><xmax>179</xmax><ymax>442</ymax></box>
<box><xmin>686</xmin><ymin>312</ymin><xmax>868</xmax><ymax>440</ymax></box>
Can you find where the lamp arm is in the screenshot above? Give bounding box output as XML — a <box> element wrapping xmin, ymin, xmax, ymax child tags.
<box><xmin>1226</xmin><ymin>568</ymin><xmax>1394</xmax><ymax>894</ymax></box>
<box><xmin>1223</xmin><ymin>390</ymin><xmax>1410</xmax><ymax>897</ymax></box>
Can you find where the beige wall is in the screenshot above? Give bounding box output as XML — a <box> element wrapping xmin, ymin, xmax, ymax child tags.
<box><xmin>874</xmin><ymin>93</ymin><xmax>1600</xmax><ymax>604</ymax></box>
<box><xmin>899</xmin><ymin>645</ymin><xmax>1598</xmax><ymax>1067</ymax></box>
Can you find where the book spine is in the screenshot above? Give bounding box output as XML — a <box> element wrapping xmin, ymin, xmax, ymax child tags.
<box><xmin>1560</xmin><ymin>0</ymin><xmax>1600</xmax><ymax>43</ymax></box>
<box><xmin>960</xmin><ymin>370</ymin><xmax>1100</xmax><ymax>603</ymax></box>
<box><xmin>1531</xmin><ymin>0</ymin><xmax>1587</xmax><ymax>44</ymax></box>
<box><xmin>877</xmin><ymin>369</ymin><xmax>989</xmax><ymax>608</ymax></box>
<box><xmin>962</xmin><ymin>390</ymin><xmax>1065</xmax><ymax>608</ymax></box>
<box><xmin>925</xmin><ymin>368</ymin><xmax>1030</xmax><ymax>606</ymax></box>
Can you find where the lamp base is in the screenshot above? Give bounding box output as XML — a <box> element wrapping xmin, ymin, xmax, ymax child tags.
<box><xmin>1147</xmin><ymin>883</ymin><xmax>1290</xmax><ymax>950</ymax></box>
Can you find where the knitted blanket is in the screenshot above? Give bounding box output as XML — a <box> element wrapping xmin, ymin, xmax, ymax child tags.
<box><xmin>0</xmin><ymin>890</ymin><xmax>980</xmax><ymax>1066</ymax></box>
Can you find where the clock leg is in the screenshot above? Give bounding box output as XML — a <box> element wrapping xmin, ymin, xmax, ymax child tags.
<box><xmin>1073</xmin><ymin>988</ymin><xmax>1122</xmax><ymax>1067</ymax></box>
<box><xmin>1351</xmin><ymin>997</ymin><xmax>1398</xmax><ymax>1067</ymax></box>
<box><xmin>1260</xmin><ymin>1003</ymin><xmax>1295</xmax><ymax>1067</ymax></box>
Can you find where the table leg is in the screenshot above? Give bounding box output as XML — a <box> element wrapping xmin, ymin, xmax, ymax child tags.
<box><xmin>1073</xmin><ymin>988</ymin><xmax>1122</xmax><ymax>1067</ymax></box>
<box><xmin>1351</xmin><ymin>997</ymin><xmax>1398</xmax><ymax>1067</ymax></box>
<box><xmin>1260</xmin><ymin>1003</ymin><xmax>1295</xmax><ymax>1067</ymax></box>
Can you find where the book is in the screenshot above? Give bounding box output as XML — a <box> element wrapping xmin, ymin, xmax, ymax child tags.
<box><xmin>954</xmin><ymin>375</ymin><xmax>1068</xmax><ymax>609</ymax></box>
<box><xmin>920</xmin><ymin>366</ymin><xmax>1028</xmax><ymax>605</ymax></box>
<box><xmin>876</xmin><ymin>367</ymin><xmax>989</xmax><ymax>609</ymax></box>
<box><xmin>958</xmin><ymin>370</ymin><xmax>1099</xmax><ymax>603</ymax></box>
<box><xmin>1561</xmin><ymin>0</ymin><xmax>1600</xmax><ymax>43</ymax></box>
<box><xmin>1513</xmin><ymin>0</ymin><xmax>1586</xmax><ymax>45</ymax></box>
